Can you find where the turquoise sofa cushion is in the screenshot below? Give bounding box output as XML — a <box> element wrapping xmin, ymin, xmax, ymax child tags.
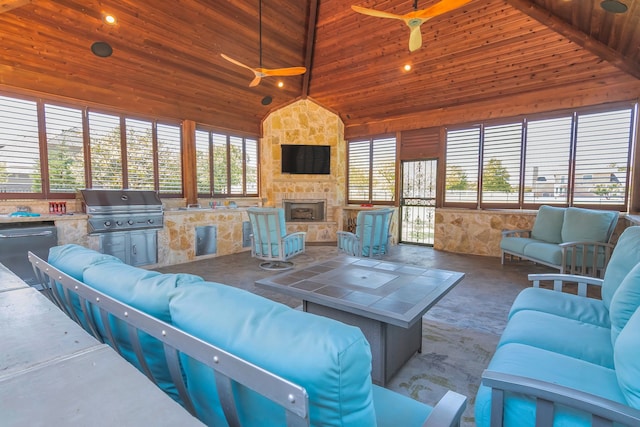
<box><xmin>530</xmin><ymin>205</ymin><xmax>565</xmax><ymax>243</ymax></box>
<box><xmin>498</xmin><ymin>310</ymin><xmax>614</xmax><ymax>368</ymax></box>
<box><xmin>560</xmin><ymin>207</ymin><xmax>617</xmax><ymax>243</ymax></box>
<box><xmin>82</xmin><ymin>262</ymin><xmax>204</xmax><ymax>403</ymax></box>
<box><xmin>602</xmin><ymin>226</ymin><xmax>640</xmax><ymax>310</ymax></box>
<box><xmin>614</xmin><ymin>307</ymin><xmax>640</xmax><ymax>409</ymax></box>
<box><xmin>48</xmin><ymin>244</ymin><xmax>122</xmax><ymax>280</ymax></box>
<box><xmin>508</xmin><ymin>287</ymin><xmax>610</xmax><ymax>327</ymax></box>
<box><xmin>169</xmin><ymin>283</ymin><xmax>376</xmax><ymax>427</ymax></box>
<box><xmin>500</xmin><ymin>237</ymin><xmax>538</xmax><ymax>254</ymax></box>
<box><xmin>371</xmin><ymin>385</ymin><xmax>432</xmax><ymax>426</ymax></box>
<box><xmin>475</xmin><ymin>343</ymin><xmax>626</xmax><ymax>427</ymax></box>
<box><xmin>522</xmin><ymin>241</ymin><xmax>563</xmax><ymax>265</ymax></box>
<box><xmin>609</xmin><ymin>262</ymin><xmax>640</xmax><ymax>345</ymax></box>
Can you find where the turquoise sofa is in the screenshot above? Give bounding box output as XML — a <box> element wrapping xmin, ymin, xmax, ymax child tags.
<box><xmin>38</xmin><ymin>244</ymin><xmax>467</xmax><ymax>427</ymax></box>
<box><xmin>476</xmin><ymin>226</ymin><xmax>640</xmax><ymax>426</ymax></box>
<box><xmin>501</xmin><ymin>205</ymin><xmax>619</xmax><ymax>277</ymax></box>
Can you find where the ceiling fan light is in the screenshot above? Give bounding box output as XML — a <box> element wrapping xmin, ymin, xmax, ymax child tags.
<box><xmin>102</xmin><ymin>13</ymin><xmax>117</xmax><ymax>25</ymax></box>
<box><xmin>600</xmin><ymin>0</ymin><xmax>628</xmax><ymax>13</ymax></box>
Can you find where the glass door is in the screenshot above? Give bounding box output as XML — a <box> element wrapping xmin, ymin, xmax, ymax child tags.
<box><xmin>400</xmin><ymin>160</ymin><xmax>437</xmax><ymax>245</ymax></box>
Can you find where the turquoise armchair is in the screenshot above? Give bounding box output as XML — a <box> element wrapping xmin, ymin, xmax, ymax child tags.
<box><xmin>338</xmin><ymin>208</ymin><xmax>394</xmax><ymax>258</ymax></box>
<box><xmin>247</xmin><ymin>207</ymin><xmax>306</xmax><ymax>270</ymax></box>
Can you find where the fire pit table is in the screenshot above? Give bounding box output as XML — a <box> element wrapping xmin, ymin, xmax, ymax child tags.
<box><xmin>256</xmin><ymin>256</ymin><xmax>464</xmax><ymax>385</ymax></box>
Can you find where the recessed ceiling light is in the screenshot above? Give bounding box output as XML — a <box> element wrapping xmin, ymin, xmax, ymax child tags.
<box><xmin>277</xmin><ymin>81</ymin><xmax>284</xmax><ymax>88</ymax></box>
<box><xmin>91</xmin><ymin>41</ymin><xmax>113</xmax><ymax>58</ymax></box>
<box><xmin>403</xmin><ymin>64</ymin><xmax>412</xmax><ymax>72</ymax></box>
<box><xmin>600</xmin><ymin>0</ymin><xmax>628</xmax><ymax>13</ymax></box>
<box><xmin>102</xmin><ymin>13</ymin><xmax>117</xmax><ymax>25</ymax></box>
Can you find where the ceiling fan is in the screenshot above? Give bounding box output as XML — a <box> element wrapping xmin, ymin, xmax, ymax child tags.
<box><xmin>352</xmin><ymin>0</ymin><xmax>472</xmax><ymax>52</ymax></box>
<box><xmin>221</xmin><ymin>0</ymin><xmax>306</xmax><ymax>87</ymax></box>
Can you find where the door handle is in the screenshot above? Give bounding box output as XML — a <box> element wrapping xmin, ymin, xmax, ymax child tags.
<box><xmin>0</xmin><ymin>230</ymin><xmax>54</xmax><ymax>238</ymax></box>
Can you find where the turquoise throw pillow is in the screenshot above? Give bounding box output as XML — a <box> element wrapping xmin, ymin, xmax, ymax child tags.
<box><xmin>530</xmin><ymin>205</ymin><xmax>565</xmax><ymax>244</ymax></box>
<box><xmin>609</xmin><ymin>262</ymin><xmax>640</xmax><ymax>345</ymax></box>
<box><xmin>560</xmin><ymin>207</ymin><xmax>618</xmax><ymax>243</ymax></box>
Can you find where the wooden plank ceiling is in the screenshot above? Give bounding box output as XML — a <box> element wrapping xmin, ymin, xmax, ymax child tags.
<box><xmin>0</xmin><ymin>0</ymin><xmax>638</xmax><ymax>137</ymax></box>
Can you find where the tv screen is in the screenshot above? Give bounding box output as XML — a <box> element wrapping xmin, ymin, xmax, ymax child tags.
<box><xmin>281</xmin><ymin>144</ymin><xmax>331</xmax><ymax>174</ymax></box>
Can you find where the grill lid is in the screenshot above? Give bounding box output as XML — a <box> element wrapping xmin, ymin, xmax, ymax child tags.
<box><xmin>81</xmin><ymin>189</ymin><xmax>162</xmax><ymax>214</ymax></box>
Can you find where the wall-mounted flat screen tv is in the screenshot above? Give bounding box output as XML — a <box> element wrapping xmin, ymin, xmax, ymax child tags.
<box><xmin>281</xmin><ymin>144</ymin><xmax>331</xmax><ymax>174</ymax></box>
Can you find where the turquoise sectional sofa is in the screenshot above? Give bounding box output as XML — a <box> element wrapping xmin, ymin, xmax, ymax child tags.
<box><xmin>477</xmin><ymin>226</ymin><xmax>640</xmax><ymax>426</ymax></box>
<box><xmin>36</xmin><ymin>244</ymin><xmax>467</xmax><ymax>427</ymax></box>
<box><xmin>501</xmin><ymin>206</ymin><xmax>619</xmax><ymax>277</ymax></box>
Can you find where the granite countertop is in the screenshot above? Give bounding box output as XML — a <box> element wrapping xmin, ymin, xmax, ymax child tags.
<box><xmin>0</xmin><ymin>213</ymin><xmax>87</xmax><ymax>223</ymax></box>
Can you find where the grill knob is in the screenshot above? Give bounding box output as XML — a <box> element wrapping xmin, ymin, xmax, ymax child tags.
<box><xmin>116</xmin><ymin>221</ymin><xmax>123</xmax><ymax>226</ymax></box>
<box><xmin>104</xmin><ymin>221</ymin><xmax>112</xmax><ymax>227</ymax></box>
<box><xmin>148</xmin><ymin>219</ymin><xmax>155</xmax><ymax>224</ymax></box>
<box><xmin>128</xmin><ymin>220</ymin><xmax>134</xmax><ymax>225</ymax></box>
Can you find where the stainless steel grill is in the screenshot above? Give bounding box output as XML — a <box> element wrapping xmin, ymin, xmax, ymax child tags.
<box><xmin>80</xmin><ymin>189</ymin><xmax>163</xmax><ymax>234</ymax></box>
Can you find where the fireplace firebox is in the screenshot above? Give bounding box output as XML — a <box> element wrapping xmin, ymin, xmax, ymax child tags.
<box><xmin>283</xmin><ymin>200</ymin><xmax>325</xmax><ymax>222</ymax></box>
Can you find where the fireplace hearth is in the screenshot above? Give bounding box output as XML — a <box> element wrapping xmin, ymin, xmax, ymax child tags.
<box><xmin>283</xmin><ymin>200</ymin><xmax>325</xmax><ymax>222</ymax></box>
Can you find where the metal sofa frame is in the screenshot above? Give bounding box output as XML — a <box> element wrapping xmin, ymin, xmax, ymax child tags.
<box><xmin>28</xmin><ymin>252</ymin><xmax>310</xmax><ymax>427</ymax></box>
<box><xmin>29</xmin><ymin>251</ymin><xmax>467</xmax><ymax>427</ymax></box>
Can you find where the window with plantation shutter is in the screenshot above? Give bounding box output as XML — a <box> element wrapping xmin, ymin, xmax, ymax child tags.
<box><xmin>573</xmin><ymin>109</ymin><xmax>633</xmax><ymax>207</ymax></box>
<box><xmin>523</xmin><ymin>116</ymin><xmax>572</xmax><ymax>205</ymax></box>
<box><xmin>195</xmin><ymin>130</ymin><xmax>211</xmax><ymax>194</ymax></box>
<box><xmin>481</xmin><ymin>122</ymin><xmax>522</xmax><ymax>206</ymax></box>
<box><xmin>245</xmin><ymin>138</ymin><xmax>258</xmax><ymax>195</ymax></box>
<box><xmin>0</xmin><ymin>96</ymin><xmax>41</xmax><ymax>194</ymax></box>
<box><xmin>88</xmin><ymin>111</ymin><xmax>122</xmax><ymax>189</ymax></box>
<box><xmin>45</xmin><ymin>104</ymin><xmax>85</xmax><ymax>193</ymax></box>
<box><xmin>444</xmin><ymin>104</ymin><xmax>636</xmax><ymax>210</ymax></box>
<box><xmin>347</xmin><ymin>136</ymin><xmax>396</xmax><ymax>203</ymax></box>
<box><xmin>125</xmin><ymin>118</ymin><xmax>154</xmax><ymax>190</ymax></box>
<box><xmin>444</xmin><ymin>127</ymin><xmax>480</xmax><ymax>205</ymax></box>
<box><xmin>212</xmin><ymin>133</ymin><xmax>228</xmax><ymax>195</ymax></box>
<box><xmin>157</xmin><ymin>123</ymin><xmax>182</xmax><ymax>194</ymax></box>
<box><xmin>196</xmin><ymin>128</ymin><xmax>258</xmax><ymax>197</ymax></box>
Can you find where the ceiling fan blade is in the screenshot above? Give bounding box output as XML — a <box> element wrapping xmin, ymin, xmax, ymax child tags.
<box><xmin>262</xmin><ymin>66</ymin><xmax>307</xmax><ymax>77</ymax></box>
<box><xmin>408</xmin><ymin>25</ymin><xmax>423</xmax><ymax>52</ymax></box>
<box><xmin>351</xmin><ymin>5</ymin><xmax>405</xmax><ymax>20</ymax></box>
<box><xmin>413</xmin><ymin>0</ymin><xmax>472</xmax><ymax>19</ymax></box>
<box><xmin>249</xmin><ymin>75</ymin><xmax>262</xmax><ymax>87</ymax></box>
<box><xmin>220</xmin><ymin>53</ymin><xmax>256</xmax><ymax>72</ymax></box>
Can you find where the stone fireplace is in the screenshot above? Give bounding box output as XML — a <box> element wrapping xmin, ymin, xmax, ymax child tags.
<box><xmin>283</xmin><ymin>200</ymin><xmax>325</xmax><ymax>222</ymax></box>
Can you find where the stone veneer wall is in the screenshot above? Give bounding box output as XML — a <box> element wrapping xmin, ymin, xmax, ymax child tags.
<box><xmin>261</xmin><ymin>99</ymin><xmax>346</xmax><ymax>242</ymax></box>
<box><xmin>434</xmin><ymin>208</ymin><xmax>537</xmax><ymax>257</ymax></box>
<box><xmin>434</xmin><ymin>208</ymin><xmax>630</xmax><ymax>258</ymax></box>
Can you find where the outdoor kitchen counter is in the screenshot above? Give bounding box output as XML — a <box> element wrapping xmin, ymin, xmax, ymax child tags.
<box><xmin>0</xmin><ymin>213</ymin><xmax>88</xmax><ymax>223</ymax></box>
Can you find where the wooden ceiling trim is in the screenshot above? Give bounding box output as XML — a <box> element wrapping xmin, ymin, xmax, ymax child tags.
<box><xmin>0</xmin><ymin>0</ymin><xmax>31</xmax><ymax>13</ymax></box>
<box><xmin>343</xmin><ymin>76</ymin><xmax>640</xmax><ymax>139</ymax></box>
<box><xmin>301</xmin><ymin>0</ymin><xmax>319</xmax><ymax>98</ymax></box>
<box><xmin>507</xmin><ymin>0</ymin><xmax>640</xmax><ymax>79</ymax></box>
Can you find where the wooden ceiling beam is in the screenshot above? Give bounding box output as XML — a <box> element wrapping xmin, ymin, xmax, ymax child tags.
<box><xmin>0</xmin><ymin>0</ymin><xmax>32</xmax><ymax>13</ymax></box>
<box><xmin>506</xmin><ymin>0</ymin><xmax>640</xmax><ymax>80</ymax></box>
<box><xmin>301</xmin><ymin>0</ymin><xmax>319</xmax><ymax>98</ymax></box>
